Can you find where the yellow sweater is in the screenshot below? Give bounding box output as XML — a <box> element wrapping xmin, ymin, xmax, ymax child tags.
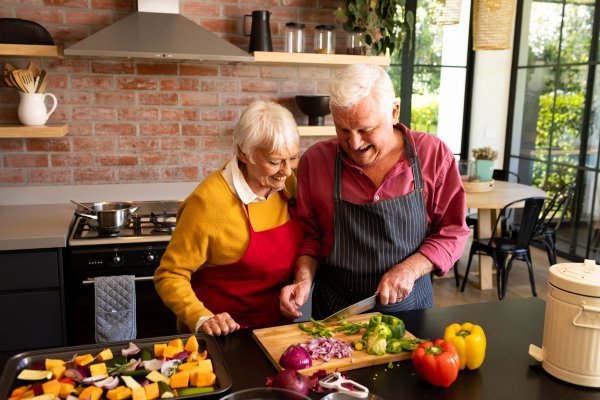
<box><xmin>155</xmin><ymin>169</ymin><xmax>297</xmax><ymax>332</ymax></box>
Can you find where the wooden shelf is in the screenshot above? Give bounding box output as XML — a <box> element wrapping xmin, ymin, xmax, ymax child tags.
<box><xmin>298</xmin><ymin>126</ymin><xmax>336</xmax><ymax>136</ymax></box>
<box><xmin>0</xmin><ymin>44</ymin><xmax>64</xmax><ymax>58</ymax></box>
<box><xmin>0</xmin><ymin>124</ymin><xmax>68</xmax><ymax>138</ymax></box>
<box><xmin>253</xmin><ymin>51</ymin><xmax>390</xmax><ymax>67</ymax></box>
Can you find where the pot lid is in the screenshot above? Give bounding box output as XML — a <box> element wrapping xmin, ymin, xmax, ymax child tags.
<box><xmin>548</xmin><ymin>259</ymin><xmax>600</xmax><ymax>297</ymax></box>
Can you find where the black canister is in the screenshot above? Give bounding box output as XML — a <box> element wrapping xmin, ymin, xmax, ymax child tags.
<box><xmin>244</xmin><ymin>10</ymin><xmax>273</xmax><ymax>52</ymax></box>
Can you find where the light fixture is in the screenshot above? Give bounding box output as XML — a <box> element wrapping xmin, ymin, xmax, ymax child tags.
<box><xmin>473</xmin><ymin>0</ymin><xmax>516</xmax><ymax>50</ymax></box>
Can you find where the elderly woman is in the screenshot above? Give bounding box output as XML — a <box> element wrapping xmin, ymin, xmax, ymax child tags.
<box><xmin>155</xmin><ymin>100</ymin><xmax>302</xmax><ymax>336</ymax></box>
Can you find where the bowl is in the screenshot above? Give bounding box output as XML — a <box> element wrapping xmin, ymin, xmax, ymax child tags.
<box><xmin>220</xmin><ymin>387</ymin><xmax>310</xmax><ymax>400</ymax></box>
<box><xmin>295</xmin><ymin>95</ymin><xmax>331</xmax><ymax>126</ymax></box>
<box><xmin>321</xmin><ymin>393</ymin><xmax>387</xmax><ymax>400</ymax></box>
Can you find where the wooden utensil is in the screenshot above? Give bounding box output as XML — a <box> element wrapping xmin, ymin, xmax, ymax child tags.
<box><xmin>27</xmin><ymin>61</ymin><xmax>40</xmax><ymax>77</ymax></box>
<box><xmin>36</xmin><ymin>70</ymin><xmax>48</xmax><ymax>93</ymax></box>
<box><xmin>18</xmin><ymin>69</ymin><xmax>36</xmax><ymax>93</ymax></box>
<box><xmin>10</xmin><ymin>70</ymin><xmax>27</xmax><ymax>92</ymax></box>
<box><xmin>3</xmin><ymin>63</ymin><xmax>15</xmax><ymax>87</ymax></box>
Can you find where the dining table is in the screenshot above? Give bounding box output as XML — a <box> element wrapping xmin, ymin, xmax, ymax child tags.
<box><xmin>464</xmin><ymin>180</ymin><xmax>547</xmax><ymax>290</ymax></box>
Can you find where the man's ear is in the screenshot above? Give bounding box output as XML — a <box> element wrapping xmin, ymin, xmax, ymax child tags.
<box><xmin>392</xmin><ymin>101</ymin><xmax>400</xmax><ymax>121</ymax></box>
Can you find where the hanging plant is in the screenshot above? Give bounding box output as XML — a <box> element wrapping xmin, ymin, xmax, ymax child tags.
<box><xmin>334</xmin><ymin>0</ymin><xmax>414</xmax><ymax>57</ymax></box>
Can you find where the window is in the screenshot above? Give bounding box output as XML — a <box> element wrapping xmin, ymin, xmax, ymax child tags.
<box><xmin>509</xmin><ymin>0</ymin><xmax>598</xmax><ymax>260</ymax></box>
<box><xmin>389</xmin><ymin>0</ymin><xmax>473</xmax><ymax>156</ymax></box>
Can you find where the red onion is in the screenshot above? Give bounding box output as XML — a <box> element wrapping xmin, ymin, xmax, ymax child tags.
<box><xmin>121</xmin><ymin>342</ymin><xmax>141</xmax><ymax>357</ymax></box>
<box><xmin>93</xmin><ymin>376</ymin><xmax>120</xmax><ymax>390</ymax></box>
<box><xmin>301</xmin><ymin>338</ymin><xmax>353</xmax><ymax>362</ymax></box>
<box><xmin>270</xmin><ymin>369</ymin><xmax>311</xmax><ymax>396</ymax></box>
<box><xmin>279</xmin><ymin>345</ymin><xmax>312</xmax><ymax>370</ymax></box>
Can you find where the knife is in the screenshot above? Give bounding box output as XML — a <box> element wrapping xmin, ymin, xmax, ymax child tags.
<box><xmin>320</xmin><ymin>295</ymin><xmax>377</xmax><ymax>325</ymax></box>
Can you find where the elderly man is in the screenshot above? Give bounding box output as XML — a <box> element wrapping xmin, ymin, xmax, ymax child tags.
<box><xmin>280</xmin><ymin>64</ymin><xmax>470</xmax><ymax>319</ymax></box>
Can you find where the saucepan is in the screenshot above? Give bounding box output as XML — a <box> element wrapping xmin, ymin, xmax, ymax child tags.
<box><xmin>72</xmin><ymin>201</ymin><xmax>139</xmax><ymax>231</ymax></box>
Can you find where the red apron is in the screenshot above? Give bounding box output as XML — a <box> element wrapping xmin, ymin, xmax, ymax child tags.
<box><xmin>191</xmin><ymin>193</ymin><xmax>303</xmax><ymax>329</ymax></box>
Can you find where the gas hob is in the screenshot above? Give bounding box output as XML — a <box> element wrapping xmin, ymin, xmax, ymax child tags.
<box><xmin>68</xmin><ymin>200</ymin><xmax>181</xmax><ymax>246</ymax></box>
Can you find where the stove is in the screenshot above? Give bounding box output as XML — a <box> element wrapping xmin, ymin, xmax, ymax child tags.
<box><xmin>68</xmin><ymin>200</ymin><xmax>180</xmax><ymax>246</ymax></box>
<box><xmin>65</xmin><ymin>200</ymin><xmax>182</xmax><ymax>345</ymax></box>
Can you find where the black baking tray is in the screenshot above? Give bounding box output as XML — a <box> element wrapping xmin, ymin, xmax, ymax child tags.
<box><xmin>0</xmin><ymin>334</ymin><xmax>232</xmax><ymax>399</ymax></box>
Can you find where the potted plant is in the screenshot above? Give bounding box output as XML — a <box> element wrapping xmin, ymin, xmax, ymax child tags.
<box><xmin>334</xmin><ymin>0</ymin><xmax>414</xmax><ymax>57</ymax></box>
<box><xmin>472</xmin><ymin>146</ymin><xmax>498</xmax><ymax>182</ymax></box>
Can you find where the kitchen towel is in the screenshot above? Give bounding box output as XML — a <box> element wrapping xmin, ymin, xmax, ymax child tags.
<box><xmin>94</xmin><ymin>275</ymin><xmax>137</xmax><ymax>343</ymax></box>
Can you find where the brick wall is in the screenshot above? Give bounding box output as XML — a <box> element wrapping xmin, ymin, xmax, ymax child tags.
<box><xmin>0</xmin><ymin>0</ymin><xmax>343</xmax><ymax>186</ymax></box>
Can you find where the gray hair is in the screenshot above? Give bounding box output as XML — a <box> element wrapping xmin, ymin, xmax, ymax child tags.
<box><xmin>330</xmin><ymin>64</ymin><xmax>397</xmax><ymax>109</ymax></box>
<box><xmin>233</xmin><ymin>101</ymin><xmax>299</xmax><ymax>160</ymax></box>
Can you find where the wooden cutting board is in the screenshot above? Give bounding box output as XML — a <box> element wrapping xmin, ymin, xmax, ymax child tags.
<box><xmin>252</xmin><ymin>312</ymin><xmax>414</xmax><ymax>376</ymax></box>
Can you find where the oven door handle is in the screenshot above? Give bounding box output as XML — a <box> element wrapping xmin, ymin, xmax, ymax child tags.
<box><xmin>82</xmin><ymin>276</ymin><xmax>154</xmax><ymax>285</ymax></box>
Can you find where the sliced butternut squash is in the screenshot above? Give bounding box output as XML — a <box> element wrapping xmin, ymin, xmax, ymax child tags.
<box><xmin>95</xmin><ymin>348</ymin><xmax>114</xmax><ymax>361</ymax></box>
<box><xmin>79</xmin><ymin>386</ymin><xmax>103</xmax><ymax>400</ymax></box>
<box><xmin>131</xmin><ymin>387</ymin><xmax>147</xmax><ymax>400</ymax></box>
<box><xmin>89</xmin><ymin>363</ymin><xmax>107</xmax><ymax>377</ymax></box>
<box><xmin>41</xmin><ymin>379</ymin><xmax>60</xmax><ymax>397</ymax></box>
<box><xmin>144</xmin><ymin>383</ymin><xmax>159</xmax><ymax>400</ymax></box>
<box><xmin>184</xmin><ymin>336</ymin><xmax>199</xmax><ymax>353</ymax></box>
<box><xmin>167</xmin><ymin>338</ymin><xmax>184</xmax><ymax>351</ymax></box>
<box><xmin>154</xmin><ymin>343</ymin><xmax>167</xmax><ymax>358</ymax></box>
<box><xmin>75</xmin><ymin>354</ymin><xmax>94</xmax><ymax>366</ymax></box>
<box><xmin>169</xmin><ymin>370</ymin><xmax>189</xmax><ymax>389</ymax></box>
<box><xmin>189</xmin><ymin>372</ymin><xmax>216</xmax><ymax>388</ymax></box>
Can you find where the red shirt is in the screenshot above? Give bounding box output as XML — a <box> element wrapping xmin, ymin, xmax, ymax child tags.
<box><xmin>297</xmin><ymin>124</ymin><xmax>470</xmax><ymax>275</ymax></box>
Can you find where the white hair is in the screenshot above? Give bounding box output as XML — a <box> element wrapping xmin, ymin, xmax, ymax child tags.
<box><xmin>233</xmin><ymin>101</ymin><xmax>299</xmax><ymax>160</ymax></box>
<box><xmin>330</xmin><ymin>64</ymin><xmax>397</xmax><ymax>110</ymax></box>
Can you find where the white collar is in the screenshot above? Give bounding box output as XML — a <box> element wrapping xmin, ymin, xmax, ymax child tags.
<box><xmin>222</xmin><ymin>157</ymin><xmax>276</xmax><ymax>204</ymax></box>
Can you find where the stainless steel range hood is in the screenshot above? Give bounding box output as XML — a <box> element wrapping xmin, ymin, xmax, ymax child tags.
<box><xmin>65</xmin><ymin>0</ymin><xmax>253</xmax><ymax>62</ymax></box>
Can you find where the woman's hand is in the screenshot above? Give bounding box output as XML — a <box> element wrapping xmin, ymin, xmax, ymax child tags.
<box><xmin>199</xmin><ymin>312</ymin><xmax>240</xmax><ymax>336</ymax></box>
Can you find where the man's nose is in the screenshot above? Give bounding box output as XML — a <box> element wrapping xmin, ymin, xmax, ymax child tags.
<box><xmin>347</xmin><ymin>131</ymin><xmax>362</xmax><ymax>150</ymax></box>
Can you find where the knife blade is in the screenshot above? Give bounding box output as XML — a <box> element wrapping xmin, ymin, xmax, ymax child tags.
<box><xmin>320</xmin><ymin>295</ymin><xmax>377</xmax><ymax>325</ymax></box>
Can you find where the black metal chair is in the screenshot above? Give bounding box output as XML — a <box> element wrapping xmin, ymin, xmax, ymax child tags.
<box><xmin>532</xmin><ymin>183</ymin><xmax>575</xmax><ymax>266</ymax></box>
<box><xmin>460</xmin><ymin>196</ymin><xmax>546</xmax><ymax>300</ymax></box>
<box><xmin>465</xmin><ymin>169</ymin><xmax>520</xmax><ymax>237</ymax></box>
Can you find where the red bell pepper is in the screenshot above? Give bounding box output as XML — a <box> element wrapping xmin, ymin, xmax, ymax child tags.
<box><xmin>411</xmin><ymin>339</ymin><xmax>460</xmax><ymax>388</ymax></box>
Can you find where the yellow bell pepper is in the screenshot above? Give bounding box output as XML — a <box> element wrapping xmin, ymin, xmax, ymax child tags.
<box><xmin>444</xmin><ymin>322</ymin><xmax>486</xmax><ymax>370</ymax></box>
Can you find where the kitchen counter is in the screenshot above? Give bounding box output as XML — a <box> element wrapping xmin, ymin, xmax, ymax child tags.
<box><xmin>0</xmin><ymin>203</ymin><xmax>75</xmax><ymax>251</ymax></box>
<box><xmin>1</xmin><ymin>298</ymin><xmax>598</xmax><ymax>399</ymax></box>
<box><xmin>213</xmin><ymin>298</ymin><xmax>599</xmax><ymax>400</ymax></box>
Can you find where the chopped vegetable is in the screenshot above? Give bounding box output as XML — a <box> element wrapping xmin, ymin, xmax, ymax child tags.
<box><xmin>411</xmin><ymin>339</ymin><xmax>460</xmax><ymax>388</ymax></box>
<box><xmin>301</xmin><ymin>337</ymin><xmax>353</xmax><ymax>362</ymax></box>
<box><xmin>444</xmin><ymin>322</ymin><xmax>486</xmax><ymax>370</ymax></box>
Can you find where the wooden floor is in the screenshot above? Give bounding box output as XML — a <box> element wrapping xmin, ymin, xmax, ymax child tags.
<box><xmin>433</xmin><ymin>235</ymin><xmax>568</xmax><ymax>307</ymax></box>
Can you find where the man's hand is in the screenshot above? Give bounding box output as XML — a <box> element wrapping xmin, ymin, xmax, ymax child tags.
<box><xmin>377</xmin><ymin>253</ymin><xmax>434</xmax><ymax>305</ymax></box>
<box><xmin>279</xmin><ymin>280</ymin><xmax>311</xmax><ymax>319</ymax></box>
<box><xmin>199</xmin><ymin>312</ymin><xmax>240</xmax><ymax>336</ymax></box>
<box><xmin>280</xmin><ymin>255</ymin><xmax>317</xmax><ymax>318</ymax></box>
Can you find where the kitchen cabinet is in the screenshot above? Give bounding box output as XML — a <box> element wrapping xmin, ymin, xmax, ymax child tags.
<box><xmin>298</xmin><ymin>126</ymin><xmax>335</xmax><ymax>137</ymax></box>
<box><xmin>0</xmin><ymin>249</ymin><xmax>66</xmax><ymax>352</ymax></box>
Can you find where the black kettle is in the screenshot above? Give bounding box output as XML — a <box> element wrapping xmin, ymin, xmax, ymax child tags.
<box><xmin>244</xmin><ymin>10</ymin><xmax>273</xmax><ymax>52</ymax></box>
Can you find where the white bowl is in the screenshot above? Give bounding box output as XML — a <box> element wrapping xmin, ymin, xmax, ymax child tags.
<box><xmin>219</xmin><ymin>387</ymin><xmax>310</xmax><ymax>400</ymax></box>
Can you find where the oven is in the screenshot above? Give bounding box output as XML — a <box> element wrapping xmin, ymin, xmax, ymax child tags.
<box><xmin>65</xmin><ymin>201</ymin><xmax>180</xmax><ymax>345</ymax></box>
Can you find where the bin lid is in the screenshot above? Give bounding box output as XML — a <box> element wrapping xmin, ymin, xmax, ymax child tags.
<box><xmin>549</xmin><ymin>259</ymin><xmax>600</xmax><ymax>297</ymax></box>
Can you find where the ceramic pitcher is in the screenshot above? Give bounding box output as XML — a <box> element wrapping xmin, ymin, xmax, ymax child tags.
<box><xmin>18</xmin><ymin>92</ymin><xmax>57</xmax><ymax>126</ymax></box>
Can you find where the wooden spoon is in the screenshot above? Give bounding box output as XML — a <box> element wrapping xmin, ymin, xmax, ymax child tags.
<box><xmin>3</xmin><ymin>63</ymin><xmax>15</xmax><ymax>87</ymax></box>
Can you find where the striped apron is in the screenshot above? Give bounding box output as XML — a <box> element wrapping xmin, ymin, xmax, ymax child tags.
<box><xmin>312</xmin><ymin>132</ymin><xmax>433</xmax><ymax>319</ymax></box>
